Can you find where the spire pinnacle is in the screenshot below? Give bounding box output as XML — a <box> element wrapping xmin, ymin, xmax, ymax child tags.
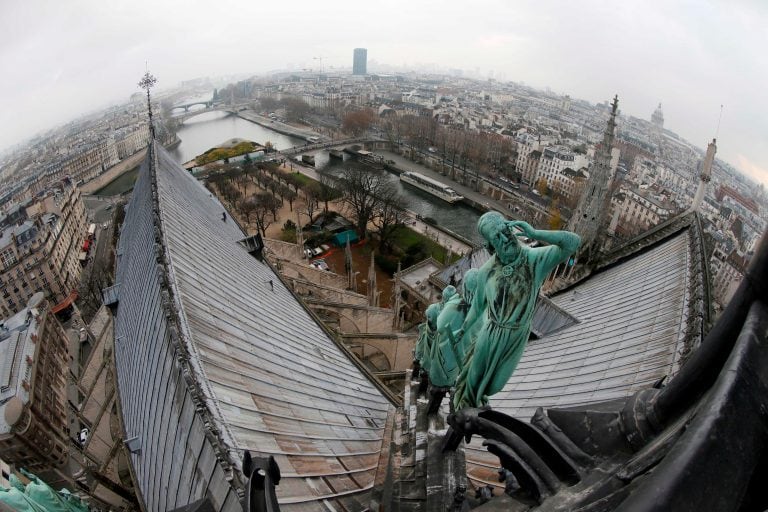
<box><xmin>715</xmin><ymin>104</ymin><xmax>723</xmax><ymax>139</ymax></box>
<box><xmin>603</xmin><ymin>95</ymin><xmax>619</xmax><ymax>147</ymax></box>
<box><xmin>138</xmin><ymin>71</ymin><xmax>158</xmax><ymax>140</ymax></box>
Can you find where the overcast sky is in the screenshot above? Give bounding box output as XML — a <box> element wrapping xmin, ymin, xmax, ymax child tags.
<box><xmin>1</xmin><ymin>0</ymin><xmax>766</xmax><ymax>183</ymax></box>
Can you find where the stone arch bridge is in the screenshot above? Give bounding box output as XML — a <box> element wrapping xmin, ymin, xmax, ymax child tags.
<box><xmin>167</xmin><ymin>102</ymin><xmax>251</xmax><ymax>122</ymax></box>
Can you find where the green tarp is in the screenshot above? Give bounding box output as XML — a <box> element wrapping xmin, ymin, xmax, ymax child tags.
<box><xmin>333</xmin><ymin>230</ymin><xmax>358</xmax><ymax>246</ymax></box>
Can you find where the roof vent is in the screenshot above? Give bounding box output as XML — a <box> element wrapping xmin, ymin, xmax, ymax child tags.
<box><xmin>239</xmin><ymin>234</ymin><xmax>265</xmax><ymax>260</ymax></box>
<box><xmin>125</xmin><ymin>436</ymin><xmax>141</xmax><ymax>455</ymax></box>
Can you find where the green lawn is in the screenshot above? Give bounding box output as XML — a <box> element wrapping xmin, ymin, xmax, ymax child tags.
<box><xmin>196</xmin><ymin>141</ymin><xmax>258</xmax><ymax>165</ymax></box>
<box><xmin>390</xmin><ymin>225</ymin><xmax>461</xmax><ymax>265</ymax></box>
<box><xmin>288</xmin><ymin>171</ymin><xmax>313</xmax><ymax>187</ymax></box>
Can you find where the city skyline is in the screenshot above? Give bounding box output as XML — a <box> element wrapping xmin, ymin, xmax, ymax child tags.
<box><xmin>0</xmin><ymin>0</ymin><xmax>766</xmax><ymax>184</ymax></box>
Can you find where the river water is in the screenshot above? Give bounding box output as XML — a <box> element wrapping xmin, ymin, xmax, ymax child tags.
<box><xmin>161</xmin><ymin>110</ymin><xmax>481</xmax><ymax>243</ymax></box>
<box><xmin>312</xmin><ymin>152</ymin><xmax>482</xmax><ymax>245</ymax></box>
<box><xmin>168</xmin><ymin>111</ymin><xmax>304</xmax><ymax>164</ymax></box>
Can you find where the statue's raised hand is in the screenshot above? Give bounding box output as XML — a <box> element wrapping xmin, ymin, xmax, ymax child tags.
<box><xmin>508</xmin><ymin>220</ymin><xmax>535</xmax><ymax>238</ymax></box>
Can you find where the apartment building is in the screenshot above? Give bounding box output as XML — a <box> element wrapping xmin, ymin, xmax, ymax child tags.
<box><xmin>611</xmin><ymin>186</ymin><xmax>674</xmax><ymax>239</ymax></box>
<box><xmin>0</xmin><ymin>294</ymin><xmax>70</xmax><ymax>473</ymax></box>
<box><xmin>0</xmin><ymin>181</ymin><xmax>87</xmax><ymax>317</ymax></box>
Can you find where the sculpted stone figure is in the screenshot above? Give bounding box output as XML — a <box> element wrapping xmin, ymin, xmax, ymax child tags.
<box><xmin>415</xmin><ymin>302</ymin><xmax>441</xmax><ymax>372</ymax></box>
<box><xmin>456</xmin><ymin>268</ymin><xmax>480</xmax><ymax>358</ymax></box>
<box><xmin>429</xmin><ymin>286</ymin><xmax>469</xmax><ymax>388</ymax></box>
<box><xmin>453</xmin><ymin>212</ymin><xmax>580</xmax><ymax>410</ymax></box>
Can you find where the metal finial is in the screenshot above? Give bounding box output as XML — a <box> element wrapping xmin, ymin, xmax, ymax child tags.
<box><xmin>138</xmin><ymin>71</ymin><xmax>158</xmax><ymax>140</ymax></box>
<box><xmin>138</xmin><ymin>71</ymin><xmax>157</xmax><ymax>93</ymax></box>
<box><xmin>715</xmin><ymin>104</ymin><xmax>723</xmax><ymax>139</ymax></box>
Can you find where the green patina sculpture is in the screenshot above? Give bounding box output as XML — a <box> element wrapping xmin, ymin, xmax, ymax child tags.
<box><xmin>457</xmin><ymin>268</ymin><xmax>480</xmax><ymax>357</ymax></box>
<box><xmin>452</xmin><ymin>212</ymin><xmax>580</xmax><ymax>410</ymax></box>
<box><xmin>414</xmin><ymin>301</ymin><xmax>441</xmax><ymax>370</ymax></box>
<box><xmin>0</xmin><ymin>470</ymin><xmax>89</xmax><ymax>511</ymax></box>
<box><xmin>429</xmin><ymin>286</ymin><xmax>469</xmax><ymax>387</ymax></box>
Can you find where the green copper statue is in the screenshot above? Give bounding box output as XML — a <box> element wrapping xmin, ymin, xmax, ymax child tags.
<box><xmin>429</xmin><ymin>286</ymin><xmax>469</xmax><ymax>388</ymax></box>
<box><xmin>457</xmin><ymin>268</ymin><xmax>480</xmax><ymax>358</ymax></box>
<box><xmin>415</xmin><ymin>302</ymin><xmax>441</xmax><ymax>371</ymax></box>
<box><xmin>453</xmin><ymin>212</ymin><xmax>580</xmax><ymax>410</ymax></box>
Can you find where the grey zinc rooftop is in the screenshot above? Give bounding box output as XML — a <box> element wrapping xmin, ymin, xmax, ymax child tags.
<box><xmin>154</xmin><ymin>147</ymin><xmax>392</xmax><ymax>506</ymax></box>
<box><xmin>491</xmin><ymin>231</ymin><xmax>692</xmax><ymax>417</ymax></box>
<box><xmin>114</xmin><ymin>145</ymin><xmax>391</xmax><ymax>512</ymax></box>
<box><xmin>465</xmin><ymin>230</ymin><xmax>697</xmax><ymax>486</ymax></box>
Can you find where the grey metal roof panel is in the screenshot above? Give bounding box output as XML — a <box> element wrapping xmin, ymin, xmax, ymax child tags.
<box><xmin>150</xmin><ymin>145</ymin><xmax>390</xmax><ymax>507</ymax></box>
<box><xmin>114</xmin><ymin>145</ymin><xmax>391</xmax><ymax>512</ymax></box>
<box><xmin>488</xmin><ymin>230</ymin><xmax>692</xmax><ymax>419</ymax></box>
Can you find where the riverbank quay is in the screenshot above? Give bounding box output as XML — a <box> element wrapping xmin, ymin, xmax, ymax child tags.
<box><xmin>79</xmin><ymin>149</ymin><xmax>146</xmax><ymax>194</ymax></box>
<box><xmin>296</xmin><ymin>162</ymin><xmax>474</xmax><ymax>256</ymax></box>
<box><xmin>369</xmin><ymin>149</ymin><xmax>552</xmax><ymax>225</ymax></box>
<box><xmin>405</xmin><ymin>212</ymin><xmax>473</xmax><ymax>255</ymax></box>
<box><xmin>80</xmin><ymin>139</ymin><xmax>181</xmax><ymax>194</ymax></box>
<box><xmin>237</xmin><ymin>110</ymin><xmax>326</xmax><ymax>142</ymax></box>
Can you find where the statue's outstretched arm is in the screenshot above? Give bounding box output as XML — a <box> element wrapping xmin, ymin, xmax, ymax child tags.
<box><xmin>511</xmin><ymin>221</ymin><xmax>580</xmax><ymax>277</ymax></box>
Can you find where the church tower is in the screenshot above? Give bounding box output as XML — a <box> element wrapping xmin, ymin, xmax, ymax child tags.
<box><xmin>691</xmin><ymin>138</ymin><xmax>717</xmax><ymax>212</ymax></box>
<box><xmin>567</xmin><ymin>95</ymin><xmax>620</xmax><ymax>262</ymax></box>
<box><xmin>651</xmin><ymin>103</ymin><xmax>664</xmax><ymax>154</ymax></box>
<box><xmin>651</xmin><ymin>103</ymin><xmax>664</xmax><ymax>132</ymax></box>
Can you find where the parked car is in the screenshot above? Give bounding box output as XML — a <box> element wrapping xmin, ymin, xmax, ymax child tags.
<box><xmin>311</xmin><ymin>259</ymin><xmax>329</xmax><ymax>271</ymax></box>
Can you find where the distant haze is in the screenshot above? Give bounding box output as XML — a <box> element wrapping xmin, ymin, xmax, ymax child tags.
<box><xmin>1</xmin><ymin>0</ymin><xmax>766</xmax><ymax>183</ymax></box>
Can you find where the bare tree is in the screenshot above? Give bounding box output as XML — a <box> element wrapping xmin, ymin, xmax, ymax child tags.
<box><xmin>252</xmin><ymin>192</ymin><xmax>279</xmax><ymax>237</ymax></box>
<box><xmin>259</xmin><ymin>97</ymin><xmax>280</xmax><ymax>112</ymax></box>
<box><xmin>342</xmin><ymin>108</ymin><xmax>376</xmax><ymax>136</ymax></box>
<box><xmin>371</xmin><ymin>186</ymin><xmax>407</xmax><ymax>251</ymax></box>
<box><xmin>337</xmin><ymin>167</ymin><xmax>398</xmax><ymax>238</ymax></box>
<box><xmin>317</xmin><ymin>173</ymin><xmax>338</xmax><ymax>214</ymax></box>
<box><xmin>283</xmin><ymin>187</ymin><xmax>297</xmax><ymax>212</ymax></box>
<box><xmin>301</xmin><ymin>182</ymin><xmax>321</xmax><ymax>224</ymax></box>
<box><xmin>284</xmin><ymin>173</ymin><xmax>303</xmax><ymax>194</ymax></box>
<box><xmin>236</xmin><ymin>171</ymin><xmax>249</xmax><ymax>195</ymax></box>
<box><xmin>282</xmin><ymin>97</ymin><xmax>311</xmax><ymax>122</ymax></box>
<box><xmin>239</xmin><ymin>197</ymin><xmax>257</xmax><ymax>225</ymax></box>
<box><xmin>78</xmin><ymin>265</ymin><xmax>111</xmax><ymax>322</ymax></box>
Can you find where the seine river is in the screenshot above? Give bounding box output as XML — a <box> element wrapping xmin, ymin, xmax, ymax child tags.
<box><xmin>168</xmin><ymin>111</ymin><xmax>304</xmax><ymax>163</ymax></box>
<box><xmin>165</xmin><ymin>110</ymin><xmax>481</xmax><ymax>244</ymax></box>
<box><xmin>313</xmin><ymin>154</ymin><xmax>482</xmax><ymax>245</ymax></box>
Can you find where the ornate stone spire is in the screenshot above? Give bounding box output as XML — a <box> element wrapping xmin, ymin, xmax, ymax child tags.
<box><xmin>567</xmin><ymin>95</ymin><xmax>620</xmax><ymax>263</ymax></box>
<box><xmin>367</xmin><ymin>251</ymin><xmax>377</xmax><ymax>307</ymax></box>
<box><xmin>691</xmin><ymin>138</ymin><xmax>717</xmax><ymax>212</ymax></box>
<box><xmin>345</xmin><ymin>237</ymin><xmax>353</xmax><ymax>289</ymax></box>
<box><xmin>138</xmin><ymin>71</ymin><xmax>158</xmax><ymax>140</ymax></box>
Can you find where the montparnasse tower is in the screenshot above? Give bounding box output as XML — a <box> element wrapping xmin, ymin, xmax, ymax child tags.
<box><xmin>567</xmin><ymin>95</ymin><xmax>620</xmax><ymax>263</ymax></box>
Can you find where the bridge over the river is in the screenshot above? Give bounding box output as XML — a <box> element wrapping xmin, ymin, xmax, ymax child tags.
<box><xmin>277</xmin><ymin>137</ymin><xmax>380</xmax><ymax>156</ymax></box>
<box><xmin>167</xmin><ymin>102</ymin><xmax>252</xmax><ymax>122</ymax></box>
